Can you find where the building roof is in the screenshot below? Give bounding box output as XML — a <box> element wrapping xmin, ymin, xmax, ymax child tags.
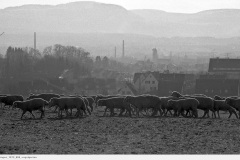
<box><xmin>209</xmin><ymin>58</ymin><xmax>240</xmax><ymax>72</ymax></box>
<box><xmin>125</xmin><ymin>82</ymin><xmax>138</xmax><ymax>95</ymax></box>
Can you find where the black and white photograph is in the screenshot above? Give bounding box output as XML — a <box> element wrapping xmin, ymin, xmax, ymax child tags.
<box><xmin>1</xmin><ymin>0</ymin><xmax>240</xmax><ymax>158</ymax></box>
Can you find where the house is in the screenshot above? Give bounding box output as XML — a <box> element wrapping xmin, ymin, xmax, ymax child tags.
<box><xmin>196</xmin><ymin>78</ymin><xmax>239</xmax><ymax>97</ymax></box>
<box><xmin>133</xmin><ymin>72</ymin><xmax>147</xmax><ymax>92</ymax></box>
<box><xmin>141</xmin><ymin>71</ymin><xmax>159</xmax><ymax>92</ymax></box>
<box><xmin>118</xmin><ymin>82</ymin><xmax>138</xmax><ymax>96</ymax></box>
<box><xmin>195</xmin><ymin>58</ymin><xmax>240</xmax><ymax>97</ymax></box>
<box><xmin>208</xmin><ymin>58</ymin><xmax>240</xmax><ymax>79</ymax></box>
<box><xmin>133</xmin><ymin>71</ymin><xmax>185</xmax><ymax>95</ymax></box>
<box><xmin>209</xmin><ymin>58</ymin><xmax>240</xmax><ymax>73</ymax></box>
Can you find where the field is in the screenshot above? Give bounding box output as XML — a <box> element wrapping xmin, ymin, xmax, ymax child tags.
<box><xmin>1</xmin><ymin>106</ymin><xmax>240</xmax><ymax>154</ymax></box>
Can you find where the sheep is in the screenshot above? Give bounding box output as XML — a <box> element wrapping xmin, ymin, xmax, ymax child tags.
<box><xmin>167</xmin><ymin>98</ymin><xmax>199</xmax><ymax>118</ymax></box>
<box><xmin>13</xmin><ymin>98</ymin><xmax>48</xmax><ymax>119</ymax></box>
<box><xmin>213</xmin><ymin>100</ymin><xmax>238</xmax><ymax>119</ymax></box>
<box><xmin>27</xmin><ymin>93</ymin><xmax>60</xmax><ymax>101</ymax></box>
<box><xmin>123</xmin><ymin>95</ymin><xmax>162</xmax><ymax>117</ymax></box>
<box><xmin>171</xmin><ymin>91</ymin><xmax>216</xmax><ymax>118</ymax></box>
<box><xmin>0</xmin><ymin>95</ymin><xmax>24</xmax><ymax>109</ymax></box>
<box><xmin>225</xmin><ymin>97</ymin><xmax>240</xmax><ymax>118</ymax></box>
<box><xmin>97</xmin><ymin>97</ymin><xmax>132</xmax><ymax>117</ymax></box>
<box><xmin>95</xmin><ymin>95</ymin><xmax>120</xmax><ymax>105</ymax></box>
<box><xmin>83</xmin><ymin>96</ymin><xmax>95</xmax><ymax>112</ymax></box>
<box><xmin>68</xmin><ymin>95</ymin><xmax>92</xmax><ymax>114</ymax></box>
<box><xmin>48</xmin><ymin>97</ymin><xmax>89</xmax><ymax>118</ymax></box>
<box><xmin>27</xmin><ymin>93</ymin><xmax>60</xmax><ymax>111</ymax></box>
<box><xmin>160</xmin><ymin>96</ymin><xmax>180</xmax><ymax>116</ymax></box>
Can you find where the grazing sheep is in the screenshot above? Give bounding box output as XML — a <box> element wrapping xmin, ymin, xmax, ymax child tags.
<box><xmin>97</xmin><ymin>97</ymin><xmax>132</xmax><ymax>117</ymax></box>
<box><xmin>49</xmin><ymin>97</ymin><xmax>89</xmax><ymax>118</ymax></box>
<box><xmin>0</xmin><ymin>95</ymin><xmax>24</xmax><ymax>109</ymax></box>
<box><xmin>13</xmin><ymin>98</ymin><xmax>48</xmax><ymax>119</ymax></box>
<box><xmin>95</xmin><ymin>95</ymin><xmax>119</xmax><ymax>105</ymax></box>
<box><xmin>124</xmin><ymin>95</ymin><xmax>162</xmax><ymax>117</ymax></box>
<box><xmin>68</xmin><ymin>95</ymin><xmax>92</xmax><ymax>113</ymax></box>
<box><xmin>167</xmin><ymin>98</ymin><xmax>199</xmax><ymax>118</ymax></box>
<box><xmin>160</xmin><ymin>96</ymin><xmax>180</xmax><ymax>116</ymax></box>
<box><xmin>213</xmin><ymin>100</ymin><xmax>239</xmax><ymax>119</ymax></box>
<box><xmin>27</xmin><ymin>93</ymin><xmax>60</xmax><ymax>111</ymax></box>
<box><xmin>171</xmin><ymin>91</ymin><xmax>216</xmax><ymax>118</ymax></box>
<box><xmin>225</xmin><ymin>97</ymin><xmax>240</xmax><ymax>118</ymax></box>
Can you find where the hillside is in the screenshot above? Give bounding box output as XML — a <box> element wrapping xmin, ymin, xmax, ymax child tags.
<box><xmin>1</xmin><ymin>1</ymin><xmax>240</xmax><ymax>37</ymax></box>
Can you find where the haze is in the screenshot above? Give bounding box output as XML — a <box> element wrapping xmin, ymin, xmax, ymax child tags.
<box><xmin>1</xmin><ymin>0</ymin><xmax>240</xmax><ymax>13</ymax></box>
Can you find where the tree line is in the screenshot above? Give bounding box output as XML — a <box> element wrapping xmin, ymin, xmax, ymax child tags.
<box><xmin>0</xmin><ymin>44</ymin><xmax>132</xmax><ymax>82</ymax></box>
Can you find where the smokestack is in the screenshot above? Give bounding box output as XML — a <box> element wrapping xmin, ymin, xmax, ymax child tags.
<box><xmin>114</xmin><ymin>46</ymin><xmax>116</xmax><ymax>58</ymax></box>
<box><xmin>122</xmin><ymin>40</ymin><xmax>124</xmax><ymax>58</ymax></box>
<box><xmin>34</xmin><ymin>32</ymin><xmax>36</xmax><ymax>52</ymax></box>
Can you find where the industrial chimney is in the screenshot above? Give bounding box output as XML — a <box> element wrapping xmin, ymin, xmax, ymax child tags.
<box><xmin>114</xmin><ymin>46</ymin><xmax>116</xmax><ymax>58</ymax></box>
<box><xmin>34</xmin><ymin>32</ymin><xmax>36</xmax><ymax>52</ymax></box>
<box><xmin>122</xmin><ymin>40</ymin><xmax>124</xmax><ymax>58</ymax></box>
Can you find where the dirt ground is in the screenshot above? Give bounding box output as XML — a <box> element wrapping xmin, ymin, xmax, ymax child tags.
<box><xmin>1</xmin><ymin>107</ymin><xmax>240</xmax><ymax>154</ymax></box>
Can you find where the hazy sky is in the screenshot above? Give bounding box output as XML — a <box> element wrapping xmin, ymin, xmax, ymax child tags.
<box><xmin>1</xmin><ymin>0</ymin><xmax>240</xmax><ymax>13</ymax></box>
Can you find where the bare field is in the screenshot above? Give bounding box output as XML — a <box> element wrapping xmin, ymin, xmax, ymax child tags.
<box><xmin>1</xmin><ymin>107</ymin><xmax>240</xmax><ymax>154</ymax></box>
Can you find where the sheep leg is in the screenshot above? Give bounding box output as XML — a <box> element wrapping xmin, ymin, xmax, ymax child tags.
<box><xmin>228</xmin><ymin>110</ymin><xmax>232</xmax><ymax>118</ymax></box>
<box><xmin>202</xmin><ymin>110</ymin><xmax>207</xmax><ymax>118</ymax></box>
<box><xmin>181</xmin><ymin>110</ymin><xmax>186</xmax><ymax>118</ymax></box>
<box><xmin>217</xmin><ymin>110</ymin><xmax>221</xmax><ymax>118</ymax></box>
<box><xmin>21</xmin><ymin>110</ymin><xmax>27</xmax><ymax>119</ymax></box>
<box><xmin>110</xmin><ymin>108</ymin><xmax>115</xmax><ymax>117</ymax></box>
<box><xmin>29</xmin><ymin>111</ymin><xmax>35</xmax><ymax>119</ymax></box>
<box><xmin>75</xmin><ymin>110</ymin><xmax>79</xmax><ymax>117</ymax></box>
<box><xmin>128</xmin><ymin>108</ymin><xmax>132</xmax><ymax>117</ymax></box>
<box><xmin>89</xmin><ymin>105</ymin><xmax>93</xmax><ymax>112</ymax></box>
<box><xmin>186</xmin><ymin>110</ymin><xmax>190</xmax><ymax>117</ymax></box>
<box><xmin>40</xmin><ymin>109</ymin><xmax>44</xmax><ymax>118</ymax></box>
<box><xmin>103</xmin><ymin>107</ymin><xmax>108</xmax><ymax>116</ymax></box>
<box><xmin>118</xmin><ymin>108</ymin><xmax>124</xmax><ymax>116</ymax></box>
<box><xmin>232</xmin><ymin>110</ymin><xmax>238</xmax><ymax>119</ymax></box>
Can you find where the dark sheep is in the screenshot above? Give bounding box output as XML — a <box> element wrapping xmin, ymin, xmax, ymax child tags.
<box><xmin>167</xmin><ymin>98</ymin><xmax>199</xmax><ymax>118</ymax></box>
<box><xmin>68</xmin><ymin>95</ymin><xmax>92</xmax><ymax>113</ymax></box>
<box><xmin>160</xmin><ymin>96</ymin><xmax>180</xmax><ymax>116</ymax></box>
<box><xmin>27</xmin><ymin>93</ymin><xmax>60</xmax><ymax>101</ymax></box>
<box><xmin>49</xmin><ymin>97</ymin><xmax>89</xmax><ymax>118</ymax></box>
<box><xmin>97</xmin><ymin>97</ymin><xmax>132</xmax><ymax>117</ymax></box>
<box><xmin>27</xmin><ymin>93</ymin><xmax>60</xmax><ymax>111</ymax></box>
<box><xmin>171</xmin><ymin>92</ymin><xmax>215</xmax><ymax>118</ymax></box>
<box><xmin>13</xmin><ymin>98</ymin><xmax>48</xmax><ymax>119</ymax></box>
<box><xmin>95</xmin><ymin>95</ymin><xmax>120</xmax><ymax>105</ymax></box>
<box><xmin>123</xmin><ymin>95</ymin><xmax>162</xmax><ymax>117</ymax></box>
<box><xmin>171</xmin><ymin>91</ymin><xmax>182</xmax><ymax>98</ymax></box>
<box><xmin>213</xmin><ymin>100</ymin><xmax>239</xmax><ymax>119</ymax></box>
<box><xmin>188</xmin><ymin>96</ymin><xmax>216</xmax><ymax>118</ymax></box>
<box><xmin>225</xmin><ymin>97</ymin><xmax>240</xmax><ymax>118</ymax></box>
<box><xmin>0</xmin><ymin>95</ymin><xmax>24</xmax><ymax>108</ymax></box>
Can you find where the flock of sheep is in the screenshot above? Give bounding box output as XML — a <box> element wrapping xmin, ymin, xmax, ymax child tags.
<box><xmin>0</xmin><ymin>91</ymin><xmax>240</xmax><ymax>120</ymax></box>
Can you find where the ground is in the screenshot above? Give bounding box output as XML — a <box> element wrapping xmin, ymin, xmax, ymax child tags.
<box><xmin>0</xmin><ymin>107</ymin><xmax>240</xmax><ymax>154</ymax></box>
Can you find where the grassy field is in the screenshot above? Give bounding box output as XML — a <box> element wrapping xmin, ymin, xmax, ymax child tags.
<box><xmin>0</xmin><ymin>107</ymin><xmax>240</xmax><ymax>154</ymax></box>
